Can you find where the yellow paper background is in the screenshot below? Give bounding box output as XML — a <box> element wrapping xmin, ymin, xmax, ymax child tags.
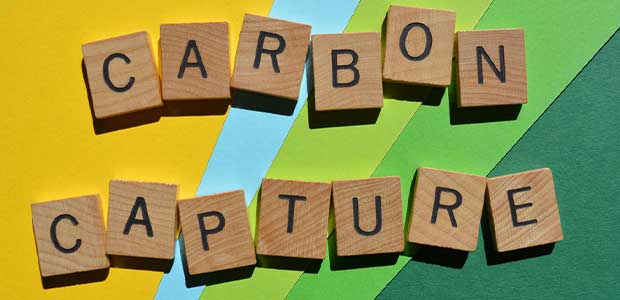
<box><xmin>0</xmin><ymin>0</ymin><xmax>273</xmax><ymax>299</ymax></box>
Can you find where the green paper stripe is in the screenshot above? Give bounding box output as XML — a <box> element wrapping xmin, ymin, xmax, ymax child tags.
<box><xmin>288</xmin><ymin>1</ymin><xmax>620</xmax><ymax>300</ymax></box>
<box><xmin>379</xmin><ymin>28</ymin><xmax>620</xmax><ymax>300</ymax></box>
<box><xmin>198</xmin><ymin>1</ymin><xmax>492</xmax><ymax>300</ymax></box>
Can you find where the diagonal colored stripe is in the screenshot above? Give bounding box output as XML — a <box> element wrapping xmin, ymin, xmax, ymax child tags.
<box><xmin>155</xmin><ymin>0</ymin><xmax>360</xmax><ymax>299</ymax></box>
<box><xmin>379</xmin><ymin>28</ymin><xmax>620</xmax><ymax>300</ymax></box>
<box><xmin>197</xmin><ymin>1</ymin><xmax>493</xmax><ymax>300</ymax></box>
<box><xmin>287</xmin><ymin>1</ymin><xmax>620</xmax><ymax>300</ymax></box>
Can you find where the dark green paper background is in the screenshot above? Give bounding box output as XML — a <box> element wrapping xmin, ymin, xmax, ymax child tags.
<box><xmin>378</xmin><ymin>31</ymin><xmax>620</xmax><ymax>299</ymax></box>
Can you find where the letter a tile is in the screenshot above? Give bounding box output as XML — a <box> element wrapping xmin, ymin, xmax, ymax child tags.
<box><xmin>160</xmin><ymin>22</ymin><xmax>231</xmax><ymax>101</ymax></box>
<box><xmin>106</xmin><ymin>180</ymin><xmax>178</xmax><ymax>260</ymax></box>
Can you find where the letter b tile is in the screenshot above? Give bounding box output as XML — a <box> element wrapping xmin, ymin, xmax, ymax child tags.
<box><xmin>407</xmin><ymin>167</ymin><xmax>486</xmax><ymax>251</ymax></box>
<box><xmin>332</xmin><ymin>177</ymin><xmax>403</xmax><ymax>256</ymax></box>
<box><xmin>82</xmin><ymin>32</ymin><xmax>162</xmax><ymax>118</ymax></box>
<box><xmin>312</xmin><ymin>32</ymin><xmax>383</xmax><ymax>111</ymax></box>
<box><xmin>178</xmin><ymin>190</ymin><xmax>256</xmax><ymax>275</ymax></box>
<box><xmin>487</xmin><ymin>168</ymin><xmax>563</xmax><ymax>252</ymax></box>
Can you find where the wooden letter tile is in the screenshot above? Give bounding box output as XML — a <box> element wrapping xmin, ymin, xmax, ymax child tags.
<box><xmin>457</xmin><ymin>29</ymin><xmax>527</xmax><ymax>107</ymax></box>
<box><xmin>332</xmin><ymin>177</ymin><xmax>403</xmax><ymax>256</ymax></box>
<box><xmin>231</xmin><ymin>14</ymin><xmax>311</xmax><ymax>100</ymax></box>
<box><xmin>106</xmin><ymin>180</ymin><xmax>178</xmax><ymax>260</ymax></box>
<box><xmin>31</xmin><ymin>195</ymin><xmax>109</xmax><ymax>277</ymax></box>
<box><xmin>256</xmin><ymin>178</ymin><xmax>331</xmax><ymax>259</ymax></box>
<box><xmin>407</xmin><ymin>167</ymin><xmax>486</xmax><ymax>251</ymax></box>
<box><xmin>312</xmin><ymin>33</ymin><xmax>383</xmax><ymax>111</ymax></box>
<box><xmin>486</xmin><ymin>168</ymin><xmax>563</xmax><ymax>252</ymax></box>
<box><xmin>178</xmin><ymin>190</ymin><xmax>256</xmax><ymax>275</ymax></box>
<box><xmin>82</xmin><ymin>32</ymin><xmax>162</xmax><ymax>118</ymax></box>
<box><xmin>383</xmin><ymin>5</ymin><xmax>456</xmax><ymax>87</ymax></box>
<box><xmin>161</xmin><ymin>22</ymin><xmax>231</xmax><ymax>101</ymax></box>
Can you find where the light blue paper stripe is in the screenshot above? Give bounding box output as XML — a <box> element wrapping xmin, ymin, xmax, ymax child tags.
<box><xmin>155</xmin><ymin>1</ymin><xmax>359</xmax><ymax>299</ymax></box>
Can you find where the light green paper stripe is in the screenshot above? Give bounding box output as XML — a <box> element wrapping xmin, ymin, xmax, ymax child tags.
<box><xmin>287</xmin><ymin>1</ymin><xmax>620</xmax><ymax>300</ymax></box>
<box><xmin>197</xmin><ymin>1</ymin><xmax>493</xmax><ymax>300</ymax></box>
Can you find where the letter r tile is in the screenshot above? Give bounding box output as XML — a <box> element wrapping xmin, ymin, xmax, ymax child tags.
<box><xmin>177</xmin><ymin>190</ymin><xmax>256</xmax><ymax>275</ymax></box>
<box><xmin>407</xmin><ymin>167</ymin><xmax>486</xmax><ymax>252</ymax></box>
<box><xmin>487</xmin><ymin>168</ymin><xmax>563</xmax><ymax>252</ymax></box>
<box><xmin>231</xmin><ymin>14</ymin><xmax>311</xmax><ymax>100</ymax></box>
<box><xmin>332</xmin><ymin>177</ymin><xmax>403</xmax><ymax>256</ymax></box>
<box><xmin>82</xmin><ymin>32</ymin><xmax>162</xmax><ymax>119</ymax></box>
<box><xmin>256</xmin><ymin>178</ymin><xmax>331</xmax><ymax>260</ymax></box>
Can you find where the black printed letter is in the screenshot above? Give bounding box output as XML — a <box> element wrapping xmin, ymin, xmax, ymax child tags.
<box><xmin>50</xmin><ymin>214</ymin><xmax>82</xmax><ymax>254</ymax></box>
<box><xmin>331</xmin><ymin>49</ymin><xmax>360</xmax><ymax>88</ymax></box>
<box><xmin>399</xmin><ymin>22</ymin><xmax>432</xmax><ymax>61</ymax></box>
<box><xmin>476</xmin><ymin>45</ymin><xmax>506</xmax><ymax>84</ymax></box>
<box><xmin>123</xmin><ymin>196</ymin><xmax>153</xmax><ymax>237</ymax></box>
<box><xmin>431</xmin><ymin>187</ymin><xmax>463</xmax><ymax>228</ymax></box>
<box><xmin>352</xmin><ymin>196</ymin><xmax>382</xmax><ymax>236</ymax></box>
<box><xmin>254</xmin><ymin>31</ymin><xmax>286</xmax><ymax>73</ymax></box>
<box><xmin>178</xmin><ymin>40</ymin><xmax>207</xmax><ymax>79</ymax></box>
<box><xmin>103</xmin><ymin>53</ymin><xmax>135</xmax><ymax>92</ymax></box>
<box><xmin>507</xmin><ymin>186</ymin><xmax>538</xmax><ymax>227</ymax></box>
<box><xmin>279</xmin><ymin>194</ymin><xmax>307</xmax><ymax>233</ymax></box>
<box><xmin>197</xmin><ymin>211</ymin><xmax>225</xmax><ymax>251</ymax></box>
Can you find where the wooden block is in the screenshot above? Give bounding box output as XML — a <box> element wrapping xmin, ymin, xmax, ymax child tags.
<box><xmin>178</xmin><ymin>190</ymin><xmax>256</xmax><ymax>274</ymax></box>
<box><xmin>31</xmin><ymin>195</ymin><xmax>109</xmax><ymax>277</ymax></box>
<box><xmin>106</xmin><ymin>180</ymin><xmax>178</xmax><ymax>260</ymax></box>
<box><xmin>456</xmin><ymin>29</ymin><xmax>527</xmax><ymax>107</ymax></box>
<box><xmin>256</xmin><ymin>178</ymin><xmax>331</xmax><ymax>259</ymax></box>
<box><xmin>383</xmin><ymin>6</ymin><xmax>456</xmax><ymax>87</ymax></box>
<box><xmin>231</xmin><ymin>14</ymin><xmax>311</xmax><ymax>100</ymax></box>
<box><xmin>160</xmin><ymin>22</ymin><xmax>231</xmax><ymax>101</ymax></box>
<box><xmin>407</xmin><ymin>167</ymin><xmax>486</xmax><ymax>251</ymax></box>
<box><xmin>312</xmin><ymin>32</ymin><xmax>384</xmax><ymax>111</ymax></box>
<box><xmin>82</xmin><ymin>32</ymin><xmax>162</xmax><ymax>119</ymax></box>
<box><xmin>487</xmin><ymin>168</ymin><xmax>563</xmax><ymax>252</ymax></box>
<box><xmin>332</xmin><ymin>177</ymin><xmax>403</xmax><ymax>256</ymax></box>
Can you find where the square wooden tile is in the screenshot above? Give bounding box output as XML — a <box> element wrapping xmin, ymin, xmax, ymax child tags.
<box><xmin>178</xmin><ymin>190</ymin><xmax>256</xmax><ymax>275</ymax></box>
<box><xmin>106</xmin><ymin>180</ymin><xmax>178</xmax><ymax>260</ymax></box>
<box><xmin>407</xmin><ymin>167</ymin><xmax>486</xmax><ymax>251</ymax></box>
<box><xmin>312</xmin><ymin>32</ymin><xmax>384</xmax><ymax>111</ymax></box>
<box><xmin>487</xmin><ymin>168</ymin><xmax>563</xmax><ymax>252</ymax></box>
<box><xmin>82</xmin><ymin>31</ymin><xmax>162</xmax><ymax>119</ymax></box>
<box><xmin>161</xmin><ymin>22</ymin><xmax>231</xmax><ymax>101</ymax></box>
<box><xmin>231</xmin><ymin>14</ymin><xmax>311</xmax><ymax>100</ymax></box>
<box><xmin>332</xmin><ymin>177</ymin><xmax>403</xmax><ymax>256</ymax></box>
<box><xmin>383</xmin><ymin>5</ymin><xmax>456</xmax><ymax>87</ymax></box>
<box><xmin>256</xmin><ymin>178</ymin><xmax>331</xmax><ymax>259</ymax></box>
<box><xmin>31</xmin><ymin>195</ymin><xmax>109</xmax><ymax>277</ymax></box>
<box><xmin>457</xmin><ymin>29</ymin><xmax>527</xmax><ymax>107</ymax></box>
